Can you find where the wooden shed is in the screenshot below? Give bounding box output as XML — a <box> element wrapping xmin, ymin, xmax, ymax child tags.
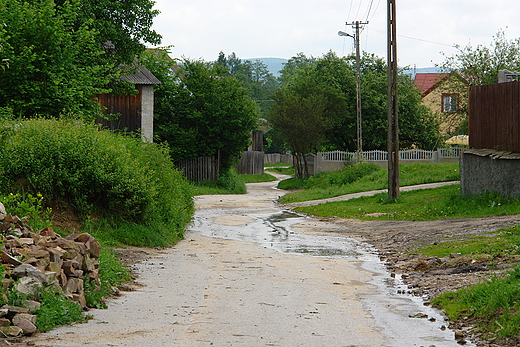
<box><xmin>97</xmin><ymin>65</ymin><xmax>161</xmax><ymax>142</ymax></box>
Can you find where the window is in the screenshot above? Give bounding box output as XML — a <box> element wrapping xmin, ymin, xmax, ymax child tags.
<box><xmin>442</xmin><ymin>93</ymin><xmax>459</xmax><ymax>113</ymax></box>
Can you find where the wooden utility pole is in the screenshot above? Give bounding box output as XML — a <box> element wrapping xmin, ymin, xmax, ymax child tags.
<box><xmin>387</xmin><ymin>0</ymin><xmax>399</xmax><ymax>199</ymax></box>
<box><xmin>345</xmin><ymin>21</ymin><xmax>368</xmax><ymax>163</ymax></box>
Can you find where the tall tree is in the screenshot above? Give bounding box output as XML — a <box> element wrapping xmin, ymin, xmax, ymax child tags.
<box><xmin>0</xmin><ymin>0</ymin><xmax>113</xmax><ymax>119</ymax></box>
<box><xmin>216</xmin><ymin>52</ymin><xmax>279</xmax><ymax>117</ymax></box>
<box><xmin>269</xmin><ymin>51</ymin><xmax>440</xmax><ymax>169</ymax></box>
<box><xmin>0</xmin><ymin>0</ymin><xmax>161</xmax><ymax>119</ymax></box>
<box><xmin>439</xmin><ymin>29</ymin><xmax>520</xmax><ymax>85</ymax></box>
<box><xmin>57</xmin><ymin>0</ymin><xmax>162</xmax><ymax>66</ymax></box>
<box><xmin>143</xmin><ymin>52</ymin><xmax>259</xmax><ymax>171</ymax></box>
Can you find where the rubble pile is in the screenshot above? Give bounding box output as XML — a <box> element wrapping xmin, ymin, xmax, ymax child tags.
<box><xmin>0</xmin><ymin>211</ymin><xmax>101</xmax><ymax>336</ymax></box>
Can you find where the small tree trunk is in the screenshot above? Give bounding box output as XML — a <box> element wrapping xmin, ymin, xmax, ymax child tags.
<box><xmin>302</xmin><ymin>153</ymin><xmax>310</xmax><ymax>178</ymax></box>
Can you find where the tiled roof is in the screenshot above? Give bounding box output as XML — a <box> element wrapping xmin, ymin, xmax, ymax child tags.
<box><xmin>414</xmin><ymin>73</ymin><xmax>449</xmax><ymax>97</ymax></box>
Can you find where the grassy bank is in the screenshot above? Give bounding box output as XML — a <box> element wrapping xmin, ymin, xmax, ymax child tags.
<box><xmin>422</xmin><ymin>225</ymin><xmax>520</xmax><ymax>344</ymax></box>
<box><xmin>279</xmin><ymin>162</ymin><xmax>459</xmax><ymax>203</ymax></box>
<box><xmin>296</xmin><ymin>184</ymin><xmax>520</xmax><ymax>221</ymax></box>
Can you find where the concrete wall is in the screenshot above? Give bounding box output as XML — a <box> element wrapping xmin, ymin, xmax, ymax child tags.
<box><xmin>141</xmin><ymin>85</ymin><xmax>154</xmax><ymax>143</ymax></box>
<box><xmin>461</xmin><ymin>152</ymin><xmax>520</xmax><ymax>198</ymax></box>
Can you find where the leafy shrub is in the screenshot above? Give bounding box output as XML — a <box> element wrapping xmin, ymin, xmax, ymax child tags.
<box><xmin>216</xmin><ymin>168</ymin><xmax>247</xmax><ymax>194</ymax></box>
<box><xmin>1</xmin><ymin>192</ymin><xmax>52</xmax><ymax>231</ymax></box>
<box><xmin>0</xmin><ymin>118</ymin><xmax>194</xmax><ymax>244</ymax></box>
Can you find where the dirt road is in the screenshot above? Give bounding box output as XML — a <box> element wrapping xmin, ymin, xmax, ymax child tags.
<box><xmin>25</xmin><ymin>175</ymin><xmax>479</xmax><ymax>347</ymax></box>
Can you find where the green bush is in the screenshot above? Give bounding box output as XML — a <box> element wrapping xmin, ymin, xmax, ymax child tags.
<box><xmin>0</xmin><ymin>118</ymin><xmax>194</xmax><ymax>245</ymax></box>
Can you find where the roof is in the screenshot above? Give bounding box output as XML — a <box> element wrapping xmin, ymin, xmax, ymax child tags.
<box><xmin>414</xmin><ymin>73</ymin><xmax>449</xmax><ymax>97</ymax></box>
<box><xmin>120</xmin><ymin>64</ymin><xmax>161</xmax><ymax>85</ymax></box>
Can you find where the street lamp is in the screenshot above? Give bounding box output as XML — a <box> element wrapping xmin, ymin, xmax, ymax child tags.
<box><xmin>338</xmin><ymin>29</ymin><xmax>362</xmax><ymax>163</ymax></box>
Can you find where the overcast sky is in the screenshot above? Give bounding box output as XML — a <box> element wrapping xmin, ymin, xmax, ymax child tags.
<box><xmin>151</xmin><ymin>0</ymin><xmax>520</xmax><ymax>69</ymax></box>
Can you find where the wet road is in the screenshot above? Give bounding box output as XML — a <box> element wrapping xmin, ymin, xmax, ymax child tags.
<box><xmin>29</xmin><ymin>176</ymin><xmax>471</xmax><ymax>347</ymax></box>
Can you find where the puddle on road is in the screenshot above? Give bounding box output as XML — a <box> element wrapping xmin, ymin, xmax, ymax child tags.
<box><xmin>191</xmin><ymin>209</ymin><xmax>364</xmax><ymax>259</ymax></box>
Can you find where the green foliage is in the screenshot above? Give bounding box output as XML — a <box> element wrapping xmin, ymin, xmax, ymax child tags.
<box><xmin>72</xmin><ymin>0</ymin><xmax>161</xmax><ymax>66</ymax></box>
<box><xmin>191</xmin><ymin>168</ymin><xmax>247</xmax><ymax>195</ymax></box>
<box><xmin>0</xmin><ymin>0</ymin><xmax>161</xmax><ymax>119</ymax></box>
<box><xmin>144</xmin><ymin>53</ymin><xmax>259</xmax><ymax>170</ymax></box>
<box><xmin>271</xmin><ymin>51</ymin><xmax>441</xmax><ymax>155</ymax></box>
<box><xmin>440</xmin><ymin>29</ymin><xmax>520</xmax><ymax>86</ymax></box>
<box><xmin>0</xmin><ymin>0</ymin><xmax>113</xmax><ymax>119</ymax></box>
<box><xmin>0</xmin><ymin>119</ymin><xmax>194</xmax><ymax>244</ymax></box>
<box><xmin>1</xmin><ymin>192</ymin><xmax>52</xmax><ymax>231</ymax></box>
<box><xmin>216</xmin><ymin>168</ymin><xmax>247</xmax><ymax>194</ymax></box>
<box><xmin>84</xmin><ymin>248</ymin><xmax>132</xmax><ymax>308</ymax></box>
<box><xmin>216</xmin><ymin>52</ymin><xmax>280</xmax><ymax>115</ymax></box>
<box><xmin>34</xmin><ymin>288</ymin><xmax>89</xmax><ymax>332</ymax></box>
<box><xmin>432</xmin><ymin>266</ymin><xmax>520</xmax><ymax>340</ymax></box>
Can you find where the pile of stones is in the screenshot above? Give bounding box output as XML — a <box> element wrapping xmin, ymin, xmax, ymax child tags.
<box><xmin>0</xmin><ymin>202</ymin><xmax>102</xmax><ymax>336</ymax></box>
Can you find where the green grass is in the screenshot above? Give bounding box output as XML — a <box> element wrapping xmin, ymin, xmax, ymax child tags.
<box><xmin>266</xmin><ymin>166</ymin><xmax>294</xmax><ymax>176</ymax></box>
<box><xmin>240</xmin><ymin>173</ymin><xmax>277</xmax><ymax>183</ymax></box>
<box><xmin>84</xmin><ymin>248</ymin><xmax>132</xmax><ymax>309</ymax></box>
<box><xmin>296</xmin><ymin>184</ymin><xmax>520</xmax><ymax>221</ymax></box>
<box><xmin>191</xmin><ymin>169</ymin><xmax>278</xmax><ymax>195</ymax></box>
<box><xmin>432</xmin><ymin>266</ymin><xmax>520</xmax><ymax>340</ymax></box>
<box><xmin>424</xmin><ymin>225</ymin><xmax>520</xmax><ymax>342</ymax></box>
<box><xmin>279</xmin><ymin>162</ymin><xmax>459</xmax><ymax>204</ymax></box>
<box><xmin>417</xmin><ymin>225</ymin><xmax>520</xmax><ymax>259</ymax></box>
<box><xmin>264</xmin><ymin>162</ymin><xmax>293</xmax><ymax>167</ymax></box>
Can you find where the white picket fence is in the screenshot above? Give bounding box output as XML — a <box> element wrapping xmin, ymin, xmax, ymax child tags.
<box><xmin>318</xmin><ymin>147</ymin><xmax>464</xmax><ymax>163</ymax></box>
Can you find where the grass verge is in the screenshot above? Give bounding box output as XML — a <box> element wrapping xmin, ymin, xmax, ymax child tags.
<box><xmin>279</xmin><ymin>162</ymin><xmax>459</xmax><ymax>203</ymax></box>
<box><xmin>426</xmin><ymin>225</ymin><xmax>520</xmax><ymax>342</ymax></box>
<box><xmin>296</xmin><ymin>184</ymin><xmax>520</xmax><ymax>221</ymax></box>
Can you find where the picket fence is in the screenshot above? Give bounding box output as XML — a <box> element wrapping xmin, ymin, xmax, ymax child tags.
<box><xmin>318</xmin><ymin>147</ymin><xmax>464</xmax><ymax>163</ymax></box>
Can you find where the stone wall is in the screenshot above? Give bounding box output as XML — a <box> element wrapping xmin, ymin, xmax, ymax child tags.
<box><xmin>461</xmin><ymin>149</ymin><xmax>520</xmax><ymax>198</ymax></box>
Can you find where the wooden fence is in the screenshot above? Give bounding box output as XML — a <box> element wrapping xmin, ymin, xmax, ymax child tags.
<box><xmin>469</xmin><ymin>81</ymin><xmax>520</xmax><ymax>151</ymax></box>
<box><xmin>236</xmin><ymin>151</ymin><xmax>264</xmax><ymax>175</ymax></box>
<box><xmin>264</xmin><ymin>153</ymin><xmax>293</xmax><ymax>164</ymax></box>
<box><xmin>176</xmin><ymin>155</ymin><xmax>219</xmax><ymax>182</ymax></box>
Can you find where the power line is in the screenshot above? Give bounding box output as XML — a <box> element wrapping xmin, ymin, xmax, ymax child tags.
<box><xmin>368</xmin><ymin>0</ymin><xmax>383</xmax><ymax>21</ymax></box>
<box><xmin>364</xmin><ymin>0</ymin><xmax>374</xmax><ymax>22</ymax></box>
<box><xmin>367</xmin><ymin>27</ymin><xmax>455</xmax><ymax>47</ymax></box>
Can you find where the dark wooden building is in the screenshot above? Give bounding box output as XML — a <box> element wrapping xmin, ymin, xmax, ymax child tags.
<box><xmin>97</xmin><ymin>65</ymin><xmax>161</xmax><ymax>142</ymax></box>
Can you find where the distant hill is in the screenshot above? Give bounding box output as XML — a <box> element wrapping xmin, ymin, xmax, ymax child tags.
<box><xmin>245</xmin><ymin>57</ymin><xmax>288</xmax><ymax>77</ymax></box>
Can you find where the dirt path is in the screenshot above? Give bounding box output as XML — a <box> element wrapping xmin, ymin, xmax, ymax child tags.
<box><xmin>23</xmin><ymin>174</ymin><xmax>519</xmax><ymax>346</ymax></box>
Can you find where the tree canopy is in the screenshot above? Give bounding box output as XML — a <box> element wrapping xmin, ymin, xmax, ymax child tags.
<box><xmin>269</xmin><ymin>51</ymin><xmax>440</xmax><ymax>166</ymax></box>
<box><xmin>142</xmin><ymin>51</ymin><xmax>260</xmax><ymax>170</ymax></box>
<box><xmin>439</xmin><ymin>29</ymin><xmax>520</xmax><ymax>85</ymax></box>
<box><xmin>0</xmin><ymin>0</ymin><xmax>161</xmax><ymax>119</ymax></box>
<box><xmin>216</xmin><ymin>52</ymin><xmax>280</xmax><ymax>118</ymax></box>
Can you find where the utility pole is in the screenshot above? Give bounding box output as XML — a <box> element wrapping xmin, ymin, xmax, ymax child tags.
<box><xmin>340</xmin><ymin>21</ymin><xmax>367</xmax><ymax>163</ymax></box>
<box><xmin>387</xmin><ymin>0</ymin><xmax>399</xmax><ymax>199</ymax></box>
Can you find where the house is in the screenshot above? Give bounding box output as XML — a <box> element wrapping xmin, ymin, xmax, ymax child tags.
<box><xmin>414</xmin><ymin>72</ymin><xmax>468</xmax><ymax>135</ymax></box>
<box><xmin>96</xmin><ymin>64</ymin><xmax>161</xmax><ymax>142</ymax></box>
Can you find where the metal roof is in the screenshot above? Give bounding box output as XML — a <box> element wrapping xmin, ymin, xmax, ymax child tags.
<box><xmin>120</xmin><ymin>64</ymin><xmax>161</xmax><ymax>85</ymax></box>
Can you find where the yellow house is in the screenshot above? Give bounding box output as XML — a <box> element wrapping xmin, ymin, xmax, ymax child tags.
<box><xmin>414</xmin><ymin>72</ymin><xmax>468</xmax><ymax>135</ymax></box>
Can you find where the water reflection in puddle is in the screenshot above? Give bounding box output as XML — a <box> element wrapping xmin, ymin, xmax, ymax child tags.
<box><xmin>191</xmin><ymin>208</ymin><xmax>365</xmax><ymax>259</ymax></box>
